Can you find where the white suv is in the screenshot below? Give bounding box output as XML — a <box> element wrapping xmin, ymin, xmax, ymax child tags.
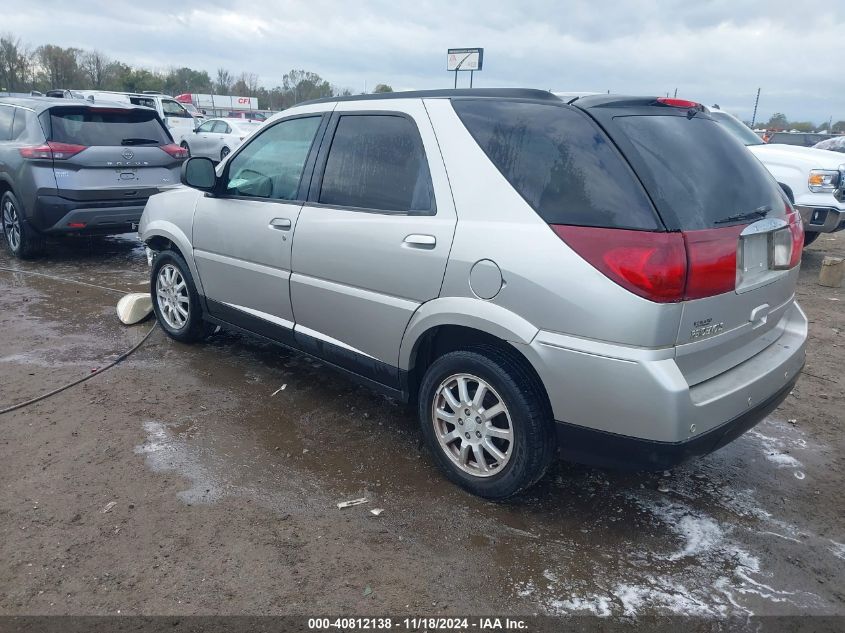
<box><xmin>709</xmin><ymin>107</ymin><xmax>845</xmax><ymax>245</ymax></box>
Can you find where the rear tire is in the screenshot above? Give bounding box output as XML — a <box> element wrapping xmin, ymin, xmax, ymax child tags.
<box><xmin>1</xmin><ymin>191</ymin><xmax>46</xmax><ymax>259</ymax></box>
<box><xmin>151</xmin><ymin>250</ymin><xmax>215</xmax><ymax>343</ymax></box>
<box><xmin>418</xmin><ymin>346</ymin><xmax>556</xmax><ymax>499</ymax></box>
<box><xmin>803</xmin><ymin>232</ymin><xmax>820</xmax><ymax>247</ymax></box>
<box><xmin>220</xmin><ymin>147</ymin><xmax>230</xmax><ymax>161</ymax></box>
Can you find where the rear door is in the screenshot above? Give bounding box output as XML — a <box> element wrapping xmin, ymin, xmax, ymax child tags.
<box><xmin>596</xmin><ymin>107</ymin><xmax>801</xmax><ymax>384</ymax></box>
<box><xmin>290</xmin><ymin>100</ymin><xmax>456</xmax><ymax>386</ymax></box>
<box><xmin>191</xmin><ymin>113</ymin><xmax>328</xmax><ymax>341</ymax></box>
<box><xmin>43</xmin><ymin>106</ymin><xmax>181</xmax><ymax>203</ymax></box>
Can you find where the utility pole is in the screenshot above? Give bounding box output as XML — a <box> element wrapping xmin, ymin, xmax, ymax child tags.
<box><xmin>751</xmin><ymin>87</ymin><xmax>761</xmax><ymax>128</ymax></box>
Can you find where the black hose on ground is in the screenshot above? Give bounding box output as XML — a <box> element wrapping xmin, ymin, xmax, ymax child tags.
<box><xmin>0</xmin><ymin>266</ymin><xmax>157</xmax><ymax>416</ymax></box>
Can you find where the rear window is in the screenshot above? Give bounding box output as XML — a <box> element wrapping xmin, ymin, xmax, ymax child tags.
<box><xmin>47</xmin><ymin>107</ymin><xmax>171</xmax><ymax>146</ymax></box>
<box><xmin>452</xmin><ymin>99</ymin><xmax>660</xmax><ymax>230</ymax></box>
<box><xmin>614</xmin><ymin>115</ymin><xmax>785</xmax><ymax>230</ymax></box>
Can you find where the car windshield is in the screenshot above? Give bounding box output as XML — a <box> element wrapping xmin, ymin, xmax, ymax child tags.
<box><xmin>710</xmin><ymin>112</ymin><xmax>764</xmax><ymax>146</ymax></box>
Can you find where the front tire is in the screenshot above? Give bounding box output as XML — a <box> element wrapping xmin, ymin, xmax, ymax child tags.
<box><xmin>2</xmin><ymin>191</ymin><xmax>46</xmax><ymax>259</ymax></box>
<box><xmin>418</xmin><ymin>346</ymin><xmax>555</xmax><ymax>499</ymax></box>
<box><xmin>151</xmin><ymin>250</ymin><xmax>214</xmax><ymax>343</ymax></box>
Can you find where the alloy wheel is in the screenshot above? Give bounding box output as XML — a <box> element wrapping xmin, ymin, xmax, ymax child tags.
<box><xmin>156</xmin><ymin>264</ymin><xmax>190</xmax><ymax>330</ymax></box>
<box><xmin>432</xmin><ymin>373</ymin><xmax>514</xmax><ymax>477</ymax></box>
<box><xmin>2</xmin><ymin>198</ymin><xmax>21</xmax><ymax>253</ymax></box>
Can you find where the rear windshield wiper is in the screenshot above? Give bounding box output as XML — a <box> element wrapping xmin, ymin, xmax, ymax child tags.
<box><xmin>713</xmin><ymin>206</ymin><xmax>771</xmax><ymax>224</ymax></box>
<box><xmin>121</xmin><ymin>138</ymin><xmax>161</xmax><ymax>146</ymax></box>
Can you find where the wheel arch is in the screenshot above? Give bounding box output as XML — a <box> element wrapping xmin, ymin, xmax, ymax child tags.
<box><xmin>141</xmin><ymin>221</ymin><xmax>205</xmax><ymax>296</ymax></box>
<box><xmin>400</xmin><ymin>299</ymin><xmax>550</xmax><ymax>411</ymax></box>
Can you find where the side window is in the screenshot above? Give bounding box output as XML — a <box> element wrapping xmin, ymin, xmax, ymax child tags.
<box><xmin>0</xmin><ymin>106</ymin><xmax>13</xmax><ymax>141</ymax></box>
<box><xmin>225</xmin><ymin>116</ymin><xmax>322</xmax><ymax>200</ymax></box>
<box><xmin>198</xmin><ymin>121</ymin><xmax>216</xmax><ymax>133</ymax></box>
<box><xmin>162</xmin><ymin>100</ymin><xmax>191</xmax><ymax>118</ymax></box>
<box><xmin>212</xmin><ymin>121</ymin><xmax>229</xmax><ymax>134</ymax></box>
<box><xmin>319</xmin><ymin>115</ymin><xmax>435</xmax><ymax>214</ymax></box>
<box><xmin>11</xmin><ymin>109</ymin><xmax>26</xmax><ymax>140</ymax></box>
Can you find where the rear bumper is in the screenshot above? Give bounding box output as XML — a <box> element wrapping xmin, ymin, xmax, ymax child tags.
<box><xmin>516</xmin><ymin>301</ymin><xmax>808</xmax><ymax>469</ymax></box>
<box><xmin>795</xmin><ymin>204</ymin><xmax>845</xmax><ymax>233</ymax></box>
<box><xmin>553</xmin><ymin>372</ymin><xmax>800</xmax><ymax>470</ymax></box>
<box><xmin>32</xmin><ymin>193</ymin><xmax>148</xmax><ymax>234</ymax></box>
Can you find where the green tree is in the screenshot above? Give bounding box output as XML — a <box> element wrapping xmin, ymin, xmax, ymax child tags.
<box><xmin>373</xmin><ymin>83</ymin><xmax>393</xmax><ymax>93</ymax></box>
<box><xmin>281</xmin><ymin>69</ymin><xmax>333</xmax><ymax>107</ymax></box>
<box><xmin>36</xmin><ymin>44</ymin><xmax>82</xmax><ymax>89</ymax></box>
<box><xmin>766</xmin><ymin>112</ymin><xmax>789</xmax><ymax>130</ymax></box>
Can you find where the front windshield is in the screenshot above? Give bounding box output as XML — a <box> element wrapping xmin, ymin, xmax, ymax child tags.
<box><xmin>711</xmin><ymin>111</ymin><xmax>764</xmax><ymax>146</ymax></box>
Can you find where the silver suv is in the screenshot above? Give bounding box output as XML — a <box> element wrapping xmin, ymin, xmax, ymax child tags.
<box><xmin>0</xmin><ymin>97</ymin><xmax>186</xmax><ymax>258</ymax></box>
<box><xmin>139</xmin><ymin>89</ymin><xmax>808</xmax><ymax>499</ymax></box>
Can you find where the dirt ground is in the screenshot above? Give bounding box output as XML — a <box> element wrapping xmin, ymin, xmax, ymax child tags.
<box><xmin>0</xmin><ymin>229</ymin><xmax>843</xmax><ymax>621</ymax></box>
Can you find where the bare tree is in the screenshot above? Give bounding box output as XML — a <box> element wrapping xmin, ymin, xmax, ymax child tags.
<box><xmin>0</xmin><ymin>34</ymin><xmax>32</xmax><ymax>92</ymax></box>
<box><xmin>215</xmin><ymin>68</ymin><xmax>233</xmax><ymax>94</ymax></box>
<box><xmin>80</xmin><ymin>50</ymin><xmax>109</xmax><ymax>89</ymax></box>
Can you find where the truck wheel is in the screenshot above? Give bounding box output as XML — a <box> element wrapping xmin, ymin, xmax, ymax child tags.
<box><xmin>2</xmin><ymin>191</ymin><xmax>46</xmax><ymax>259</ymax></box>
<box><xmin>418</xmin><ymin>346</ymin><xmax>556</xmax><ymax>499</ymax></box>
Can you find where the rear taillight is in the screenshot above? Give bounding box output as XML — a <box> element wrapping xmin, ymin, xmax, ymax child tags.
<box><xmin>683</xmin><ymin>226</ymin><xmax>744</xmax><ymax>300</ymax></box>
<box><xmin>551</xmin><ymin>226</ymin><xmax>687</xmax><ymax>302</ymax></box>
<box><xmin>786</xmin><ymin>207</ymin><xmax>804</xmax><ymax>269</ymax></box>
<box><xmin>159</xmin><ymin>143</ymin><xmax>188</xmax><ymax>159</ymax></box>
<box><xmin>552</xmin><ymin>220</ymin><xmax>797</xmax><ymax>303</ymax></box>
<box><xmin>19</xmin><ymin>142</ymin><xmax>87</xmax><ymax>160</ymax></box>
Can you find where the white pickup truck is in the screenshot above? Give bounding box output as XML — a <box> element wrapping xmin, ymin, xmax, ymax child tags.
<box><xmin>709</xmin><ymin>107</ymin><xmax>845</xmax><ymax>246</ymax></box>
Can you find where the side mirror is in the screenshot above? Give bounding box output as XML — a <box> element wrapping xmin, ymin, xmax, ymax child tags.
<box><xmin>181</xmin><ymin>157</ymin><xmax>217</xmax><ymax>192</ymax></box>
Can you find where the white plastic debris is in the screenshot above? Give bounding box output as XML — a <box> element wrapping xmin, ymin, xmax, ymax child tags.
<box><xmin>657</xmin><ymin>484</ymin><xmax>670</xmax><ymax>493</ymax></box>
<box><xmin>102</xmin><ymin>501</ymin><xmax>117</xmax><ymax>513</ymax></box>
<box><xmin>271</xmin><ymin>384</ymin><xmax>287</xmax><ymax>397</ymax></box>
<box><xmin>370</xmin><ymin>508</ymin><xmax>384</xmax><ymax>516</ymax></box>
<box><xmin>116</xmin><ymin>293</ymin><xmax>153</xmax><ymax>325</ymax></box>
<box><xmin>337</xmin><ymin>498</ymin><xmax>368</xmax><ymax>509</ymax></box>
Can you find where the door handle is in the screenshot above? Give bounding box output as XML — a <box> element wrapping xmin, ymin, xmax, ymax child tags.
<box><xmin>403</xmin><ymin>234</ymin><xmax>436</xmax><ymax>249</ymax></box>
<box><xmin>269</xmin><ymin>218</ymin><xmax>292</xmax><ymax>231</ymax></box>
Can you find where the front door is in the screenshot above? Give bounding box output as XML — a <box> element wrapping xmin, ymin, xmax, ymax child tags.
<box><xmin>191</xmin><ymin>114</ymin><xmax>327</xmax><ymax>344</ymax></box>
<box><xmin>291</xmin><ymin>102</ymin><xmax>457</xmax><ymax>388</ymax></box>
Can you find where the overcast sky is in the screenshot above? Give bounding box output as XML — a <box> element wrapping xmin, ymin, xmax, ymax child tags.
<box><xmin>4</xmin><ymin>0</ymin><xmax>844</xmax><ymax>124</ymax></box>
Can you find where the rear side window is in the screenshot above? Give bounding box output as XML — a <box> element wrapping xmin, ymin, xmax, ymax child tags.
<box><xmin>614</xmin><ymin>115</ymin><xmax>785</xmax><ymax>230</ymax></box>
<box><xmin>0</xmin><ymin>106</ymin><xmax>13</xmax><ymax>141</ymax></box>
<box><xmin>452</xmin><ymin>100</ymin><xmax>659</xmax><ymax>230</ymax></box>
<box><xmin>319</xmin><ymin>115</ymin><xmax>436</xmax><ymax>214</ymax></box>
<box><xmin>48</xmin><ymin>107</ymin><xmax>171</xmax><ymax>146</ymax></box>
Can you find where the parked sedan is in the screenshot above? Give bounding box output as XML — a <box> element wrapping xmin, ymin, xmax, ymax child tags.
<box><xmin>180</xmin><ymin>118</ymin><xmax>262</xmax><ymax>162</ymax></box>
